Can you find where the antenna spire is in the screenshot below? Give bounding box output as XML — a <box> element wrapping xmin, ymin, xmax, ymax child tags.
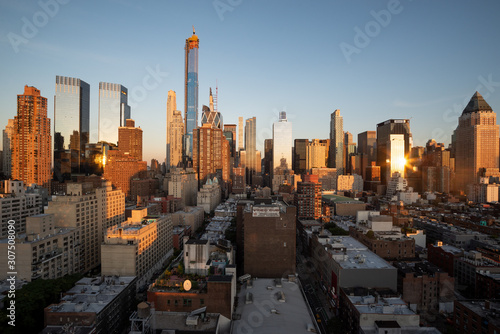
<box><xmin>192</xmin><ymin>26</ymin><xmax>195</xmax><ymax>34</ymax></box>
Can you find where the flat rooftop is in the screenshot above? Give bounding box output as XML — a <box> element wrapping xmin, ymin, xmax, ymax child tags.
<box><xmin>316</xmin><ymin>236</ymin><xmax>395</xmax><ymax>270</ymax></box>
<box><xmin>152</xmin><ymin>311</ymin><xmax>221</xmax><ymax>332</ymax></box>
<box><xmin>232</xmin><ymin>278</ymin><xmax>318</xmax><ymax>334</ymax></box>
<box><xmin>46</xmin><ymin>276</ymin><xmax>136</xmax><ymax>314</ymax></box>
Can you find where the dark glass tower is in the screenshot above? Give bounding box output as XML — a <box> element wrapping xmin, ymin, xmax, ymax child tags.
<box><xmin>54</xmin><ymin>75</ymin><xmax>90</xmax><ymax>181</ymax></box>
<box><xmin>183</xmin><ymin>27</ymin><xmax>199</xmax><ymax>164</ymax></box>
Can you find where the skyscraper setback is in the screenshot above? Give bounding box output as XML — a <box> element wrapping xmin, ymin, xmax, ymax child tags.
<box><xmin>184</xmin><ymin>27</ymin><xmax>199</xmax><ymax>163</ymax></box>
<box><xmin>54</xmin><ymin>75</ymin><xmax>90</xmax><ymax>181</ymax></box>
<box><xmin>455</xmin><ymin>92</ymin><xmax>499</xmax><ymax>192</ymax></box>
<box><xmin>11</xmin><ymin>86</ymin><xmax>51</xmax><ymax>188</ymax></box>
<box><xmin>98</xmin><ymin>82</ymin><xmax>130</xmax><ymax>145</ymax></box>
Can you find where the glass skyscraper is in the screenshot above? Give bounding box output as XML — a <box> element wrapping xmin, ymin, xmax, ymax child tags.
<box><xmin>54</xmin><ymin>75</ymin><xmax>90</xmax><ymax>181</ymax></box>
<box><xmin>184</xmin><ymin>27</ymin><xmax>199</xmax><ymax>163</ymax></box>
<box><xmin>98</xmin><ymin>82</ymin><xmax>130</xmax><ymax>145</ymax></box>
<box><xmin>272</xmin><ymin>111</ymin><xmax>293</xmax><ymax>172</ymax></box>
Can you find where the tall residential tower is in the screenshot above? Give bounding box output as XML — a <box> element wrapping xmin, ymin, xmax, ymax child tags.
<box><xmin>11</xmin><ymin>86</ymin><xmax>52</xmax><ymax>187</ymax></box>
<box><xmin>183</xmin><ymin>27</ymin><xmax>199</xmax><ymax>164</ymax></box>
<box><xmin>272</xmin><ymin>111</ymin><xmax>293</xmax><ymax>172</ymax></box>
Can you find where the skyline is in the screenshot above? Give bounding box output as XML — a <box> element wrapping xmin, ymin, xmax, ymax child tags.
<box><xmin>1</xmin><ymin>0</ymin><xmax>500</xmax><ymax>163</ymax></box>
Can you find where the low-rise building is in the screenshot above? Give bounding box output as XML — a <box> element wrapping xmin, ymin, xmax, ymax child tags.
<box><xmin>232</xmin><ymin>277</ymin><xmax>320</xmax><ymax>334</ymax></box>
<box><xmin>427</xmin><ymin>242</ymin><xmax>463</xmax><ymax>276</ymax></box>
<box><xmin>454</xmin><ymin>300</ymin><xmax>500</xmax><ymax>334</ymax></box>
<box><xmin>43</xmin><ymin>276</ymin><xmax>137</xmax><ymax>334</ymax></box>
<box><xmin>197</xmin><ymin>178</ymin><xmax>221</xmax><ymax>214</ymax></box>
<box><xmin>454</xmin><ymin>251</ymin><xmax>500</xmax><ymax>294</ymax></box>
<box><xmin>0</xmin><ymin>180</ymin><xmax>42</xmax><ymax>238</ymax></box>
<box><xmin>310</xmin><ymin>235</ymin><xmax>397</xmax><ymax>308</ymax></box>
<box><xmin>350</xmin><ymin>214</ymin><xmax>415</xmax><ymax>260</ymax></box>
<box><xmin>171</xmin><ymin>206</ymin><xmax>205</xmax><ymax>233</ymax></box>
<box><xmin>0</xmin><ymin>214</ymin><xmax>78</xmax><ymax>281</ymax></box>
<box><xmin>147</xmin><ymin>268</ymin><xmax>236</xmax><ymax>319</ymax></box>
<box><xmin>394</xmin><ymin>261</ymin><xmax>455</xmax><ymax>314</ymax></box>
<box><xmin>339</xmin><ymin>287</ymin><xmax>440</xmax><ymax>334</ymax></box>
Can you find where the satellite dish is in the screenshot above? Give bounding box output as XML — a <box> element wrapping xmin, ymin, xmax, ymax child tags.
<box><xmin>183</xmin><ymin>280</ymin><xmax>192</xmax><ymax>291</ymax></box>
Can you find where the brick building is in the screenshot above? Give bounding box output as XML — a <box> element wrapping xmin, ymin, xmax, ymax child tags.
<box><xmin>394</xmin><ymin>261</ymin><xmax>455</xmax><ymax>314</ymax></box>
<box><xmin>454</xmin><ymin>300</ymin><xmax>500</xmax><ymax>334</ymax></box>
<box><xmin>239</xmin><ymin>201</ymin><xmax>296</xmax><ymax>278</ymax></box>
<box><xmin>427</xmin><ymin>242</ymin><xmax>463</xmax><ymax>276</ymax></box>
<box><xmin>294</xmin><ymin>174</ymin><xmax>321</xmax><ymax>220</ymax></box>
<box><xmin>148</xmin><ymin>273</ymin><xmax>236</xmax><ymax>319</ymax></box>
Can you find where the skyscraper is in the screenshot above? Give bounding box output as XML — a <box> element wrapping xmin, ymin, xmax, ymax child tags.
<box><xmin>2</xmin><ymin>119</ymin><xmax>14</xmax><ymax>178</ymax></box>
<box><xmin>376</xmin><ymin>119</ymin><xmax>412</xmax><ymax>185</ymax></box>
<box><xmin>184</xmin><ymin>27</ymin><xmax>199</xmax><ymax>163</ymax></box>
<box><xmin>54</xmin><ymin>75</ymin><xmax>90</xmax><ymax>181</ymax></box>
<box><xmin>238</xmin><ymin>116</ymin><xmax>244</xmax><ymax>151</ymax></box>
<box><xmin>98</xmin><ymin>82</ymin><xmax>130</xmax><ymax>145</ymax></box>
<box><xmin>272</xmin><ymin>111</ymin><xmax>293</xmax><ymax>173</ymax></box>
<box><xmin>455</xmin><ymin>92</ymin><xmax>499</xmax><ymax>192</ymax></box>
<box><xmin>293</xmin><ymin>139</ymin><xmax>308</xmax><ymax>175</ymax></box>
<box><xmin>224</xmin><ymin>124</ymin><xmax>237</xmax><ymax>157</ymax></box>
<box><xmin>330</xmin><ymin>109</ymin><xmax>344</xmax><ymax>174</ymax></box>
<box><xmin>118</xmin><ymin>119</ymin><xmax>143</xmax><ymax>160</ymax></box>
<box><xmin>244</xmin><ymin>117</ymin><xmax>257</xmax><ymax>183</ymax></box>
<box><xmin>166</xmin><ymin>90</ymin><xmax>183</xmax><ymax>170</ymax></box>
<box><xmin>11</xmin><ymin>86</ymin><xmax>52</xmax><ymax>187</ymax></box>
<box><xmin>201</xmin><ymin>88</ymin><xmax>222</xmax><ymax>129</ymax></box>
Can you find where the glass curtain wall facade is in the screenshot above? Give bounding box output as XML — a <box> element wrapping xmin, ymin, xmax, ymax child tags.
<box><xmin>54</xmin><ymin>75</ymin><xmax>90</xmax><ymax>181</ymax></box>
<box><xmin>184</xmin><ymin>28</ymin><xmax>199</xmax><ymax>163</ymax></box>
<box><xmin>98</xmin><ymin>82</ymin><xmax>130</xmax><ymax>145</ymax></box>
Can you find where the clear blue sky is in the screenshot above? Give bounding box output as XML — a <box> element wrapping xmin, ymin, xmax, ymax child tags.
<box><xmin>1</xmin><ymin>0</ymin><xmax>500</xmax><ymax>163</ymax></box>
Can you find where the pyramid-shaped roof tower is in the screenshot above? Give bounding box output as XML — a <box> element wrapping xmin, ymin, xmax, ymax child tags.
<box><xmin>462</xmin><ymin>91</ymin><xmax>493</xmax><ymax>115</ymax></box>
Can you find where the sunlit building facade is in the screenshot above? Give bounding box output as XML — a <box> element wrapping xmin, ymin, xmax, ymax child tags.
<box><xmin>98</xmin><ymin>82</ymin><xmax>130</xmax><ymax>145</ymax></box>
<box><xmin>273</xmin><ymin>111</ymin><xmax>293</xmax><ymax>173</ymax></box>
<box><xmin>2</xmin><ymin>119</ymin><xmax>14</xmax><ymax>178</ymax></box>
<box><xmin>11</xmin><ymin>86</ymin><xmax>51</xmax><ymax>188</ymax></box>
<box><xmin>455</xmin><ymin>92</ymin><xmax>499</xmax><ymax>192</ymax></box>
<box><xmin>166</xmin><ymin>90</ymin><xmax>184</xmax><ymax>170</ymax></box>
<box><xmin>184</xmin><ymin>28</ymin><xmax>199</xmax><ymax>162</ymax></box>
<box><xmin>101</xmin><ymin>210</ymin><xmax>173</xmax><ymax>288</ymax></box>
<box><xmin>54</xmin><ymin>75</ymin><xmax>90</xmax><ymax>181</ymax></box>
